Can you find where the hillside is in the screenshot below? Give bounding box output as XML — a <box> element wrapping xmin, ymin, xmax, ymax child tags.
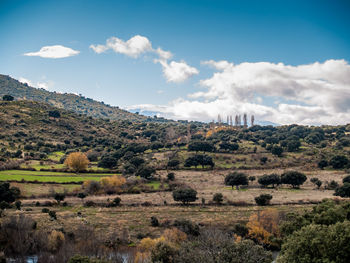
<box><xmin>0</xmin><ymin>74</ymin><xmax>147</xmax><ymax>121</ymax></box>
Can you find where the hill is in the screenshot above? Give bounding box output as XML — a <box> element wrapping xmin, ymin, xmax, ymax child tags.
<box><xmin>0</xmin><ymin>74</ymin><xmax>147</xmax><ymax>121</ymax></box>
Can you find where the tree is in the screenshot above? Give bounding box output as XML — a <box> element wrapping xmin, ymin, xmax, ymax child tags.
<box><xmin>281</xmin><ymin>171</ymin><xmax>307</xmax><ymax>188</ymax></box>
<box><xmin>136</xmin><ymin>166</ymin><xmax>156</xmax><ymax>180</ymax></box>
<box><xmin>334</xmin><ymin>183</ymin><xmax>350</xmax><ymax>197</ymax></box>
<box><xmin>64</xmin><ymin>152</ymin><xmax>89</xmax><ymax>173</ymax></box>
<box><xmin>77</xmin><ymin>192</ymin><xmax>87</xmax><ymax>201</ymax></box>
<box><xmin>249</xmin><ymin>176</ymin><xmax>256</xmax><ymax>183</ymax></box>
<box><xmin>318</xmin><ymin>159</ymin><xmax>328</xmax><ymax>169</ymax></box>
<box><xmin>48</xmin><ymin>110</ymin><xmax>61</xmax><ymax>118</ymax></box>
<box><xmin>184</xmin><ymin>155</ymin><xmax>215</xmax><ymax>169</ymax></box>
<box><xmin>98</xmin><ymin>154</ymin><xmax>117</xmax><ymax>168</ymax></box>
<box><xmin>188</xmin><ymin>141</ymin><xmax>214</xmax><ymax>152</ymax></box>
<box><xmin>224</xmin><ymin>172</ymin><xmax>248</xmax><ymax>189</ymax></box>
<box><xmin>172</xmin><ymin>187</ymin><xmax>197</xmax><ymax>205</ymax></box>
<box><xmin>2</xmin><ymin>95</ymin><xmax>14</xmax><ymax>101</ymax></box>
<box><xmin>258</xmin><ymin>174</ymin><xmax>281</xmax><ymax>188</ymax></box>
<box><xmin>129</xmin><ymin>156</ymin><xmax>145</xmax><ymax>168</ymax></box>
<box><xmin>167</xmin><ymin>159</ymin><xmax>180</xmax><ymax>169</ymax></box>
<box><xmin>219</xmin><ymin>142</ymin><xmax>239</xmax><ymax>151</ymax></box>
<box><xmin>255</xmin><ymin>194</ymin><xmax>272</xmax><ymax>206</ymax></box>
<box><xmin>343</xmin><ymin>175</ymin><xmax>350</xmax><ymax>184</ymax></box>
<box><xmin>286</xmin><ymin>140</ymin><xmax>301</xmax><ymax>152</ymax></box>
<box><xmin>271</xmin><ymin>145</ymin><xmax>283</xmax><ymax>157</ymax></box>
<box><xmin>278</xmin><ymin>221</ymin><xmax>350</xmax><ymax>263</ymax></box>
<box><xmin>260</xmin><ymin>157</ymin><xmax>268</xmax><ymax>164</ymax></box>
<box><xmin>329</xmin><ymin>155</ymin><xmax>349</xmax><ymax>169</ymax></box>
<box><xmin>54</xmin><ymin>193</ymin><xmax>65</xmax><ymax>205</ymax></box>
<box><xmin>213</xmin><ymin>193</ymin><xmax>223</xmax><ymax>205</ymax></box>
<box><xmin>0</xmin><ymin>182</ymin><xmax>20</xmax><ymax>204</ymax></box>
<box><xmin>310</xmin><ymin>178</ymin><xmax>322</xmax><ymax>189</ymax></box>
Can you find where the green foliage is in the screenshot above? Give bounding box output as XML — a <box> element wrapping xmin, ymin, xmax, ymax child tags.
<box><xmin>172</xmin><ymin>187</ymin><xmax>197</xmax><ymax>205</ymax></box>
<box><xmin>54</xmin><ymin>193</ymin><xmax>65</xmax><ymax>204</ymax></box>
<box><xmin>330</xmin><ymin>155</ymin><xmax>349</xmax><ymax>169</ymax></box>
<box><xmin>278</xmin><ymin>221</ymin><xmax>350</xmax><ymax>263</ymax></box>
<box><xmin>167</xmin><ymin>172</ymin><xmax>175</xmax><ymax>181</ymax></box>
<box><xmin>343</xmin><ymin>175</ymin><xmax>350</xmax><ymax>184</ymax></box>
<box><xmin>48</xmin><ymin>110</ymin><xmax>61</xmax><ymax>118</ymax></box>
<box><xmin>2</xmin><ymin>94</ymin><xmax>14</xmax><ymax>101</ymax></box>
<box><xmin>184</xmin><ymin>154</ymin><xmax>215</xmax><ymax>169</ymax></box>
<box><xmin>281</xmin><ymin>171</ymin><xmax>307</xmax><ymax>188</ymax></box>
<box><xmin>152</xmin><ymin>241</ymin><xmax>177</xmax><ymax>263</ymax></box>
<box><xmin>334</xmin><ymin>183</ymin><xmax>350</xmax><ymax>197</ymax></box>
<box><xmin>150</xmin><ymin>216</ymin><xmax>159</xmax><ymax>227</ymax></box>
<box><xmin>258</xmin><ymin>173</ymin><xmax>281</xmax><ymax>188</ymax></box>
<box><xmin>136</xmin><ymin>166</ymin><xmax>156</xmax><ymax>180</ymax></box>
<box><xmin>173</xmin><ymin>219</ymin><xmax>200</xmax><ymax>236</ymax></box>
<box><xmin>98</xmin><ymin>155</ymin><xmax>117</xmax><ymax>169</ymax></box>
<box><xmin>188</xmin><ymin>141</ymin><xmax>214</xmax><ymax>152</ymax></box>
<box><xmin>213</xmin><ymin>193</ymin><xmax>224</xmax><ymax>204</ymax></box>
<box><xmin>271</xmin><ymin>145</ymin><xmax>283</xmax><ymax>157</ymax></box>
<box><xmin>167</xmin><ymin>159</ymin><xmax>180</xmax><ymax>169</ymax></box>
<box><xmin>224</xmin><ymin>172</ymin><xmax>248</xmax><ymax>189</ymax></box>
<box><xmin>0</xmin><ymin>182</ymin><xmax>20</xmax><ymax>203</ymax></box>
<box><xmin>255</xmin><ymin>194</ymin><xmax>273</xmax><ymax>206</ymax></box>
<box><xmin>318</xmin><ymin>159</ymin><xmax>328</xmax><ymax>169</ymax></box>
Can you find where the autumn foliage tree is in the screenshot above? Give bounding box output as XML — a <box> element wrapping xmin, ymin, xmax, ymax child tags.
<box><xmin>64</xmin><ymin>152</ymin><xmax>89</xmax><ymax>173</ymax></box>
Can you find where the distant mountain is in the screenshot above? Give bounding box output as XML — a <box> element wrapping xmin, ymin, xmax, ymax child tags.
<box><xmin>0</xmin><ymin>74</ymin><xmax>146</xmax><ymax>121</ymax></box>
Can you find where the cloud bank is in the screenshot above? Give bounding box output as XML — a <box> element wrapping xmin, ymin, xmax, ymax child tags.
<box><xmin>128</xmin><ymin>59</ymin><xmax>350</xmax><ymax>125</ymax></box>
<box><xmin>90</xmin><ymin>35</ymin><xmax>198</xmax><ymax>82</ymax></box>
<box><xmin>24</xmin><ymin>45</ymin><xmax>80</xmax><ymax>58</ymax></box>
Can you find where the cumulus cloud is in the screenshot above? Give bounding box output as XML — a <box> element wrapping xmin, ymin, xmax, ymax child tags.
<box><xmin>19</xmin><ymin>77</ymin><xmax>50</xmax><ymax>91</ymax></box>
<box><xmin>90</xmin><ymin>35</ymin><xmax>198</xmax><ymax>82</ymax></box>
<box><xmin>90</xmin><ymin>35</ymin><xmax>152</xmax><ymax>58</ymax></box>
<box><xmin>156</xmin><ymin>59</ymin><xmax>199</xmax><ymax>83</ymax></box>
<box><xmin>128</xmin><ymin>59</ymin><xmax>350</xmax><ymax>125</ymax></box>
<box><xmin>24</xmin><ymin>45</ymin><xmax>79</xmax><ymax>58</ymax></box>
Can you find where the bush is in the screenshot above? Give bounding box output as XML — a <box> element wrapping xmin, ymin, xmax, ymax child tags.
<box><xmin>49</xmin><ymin>210</ymin><xmax>57</xmax><ymax>220</ymax></box>
<box><xmin>167</xmin><ymin>159</ymin><xmax>180</xmax><ymax>169</ymax></box>
<box><xmin>109</xmin><ymin>197</ymin><xmax>121</xmax><ymax>207</ymax></box>
<box><xmin>310</xmin><ymin>178</ymin><xmax>322</xmax><ymax>189</ymax></box>
<box><xmin>42</xmin><ymin>208</ymin><xmax>50</xmax><ymax>213</ymax></box>
<box><xmin>172</xmin><ymin>187</ymin><xmax>197</xmax><ymax>205</ymax></box>
<box><xmin>224</xmin><ymin>172</ymin><xmax>248</xmax><ymax>189</ymax></box>
<box><xmin>329</xmin><ymin>155</ymin><xmax>349</xmax><ymax>169</ymax></box>
<box><xmin>188</xmin><ymin>141</ymin><xmax>214</xmax><ymax>152</ymax></box>
<box><xmin>281</xmin><ymin>171</ymin><xmax>307</xmax><ymax>188</ymax></box>
<box><xmin>334</xmin><ymin>183</ymin><xmax>350</xmax><ymax>197</ymax></box>
<box><xmin>318</xmin><ymin>159</ymin><xmax>328</xmax><ymax>169</ymax></box>
<box><xmin>260</xmin><ymin>157</ymin><xmax>268</xmax><ymax>164</ymax></box>
<box><xmin>54</xmin><ymin>193</ymin><xmax>65</xmax><ymax>204</ymax></box>
<box><xmin>2</xmin><ymin>94</ymin><xmax>14</xmax><ymax>101</ymax></box>
<box><xmin>213</xmin><ymin>193</ymin><xmax>224</xmax><ymax>205</ymax></box>
<box><xmin>64</xmin><ymin>152</ymin><xmax>89</xmax><ymax>172</ymax></box>
<box><xmin>326</xmin><ymin>180</ymin><xmax>339</xmax><ymax>190</ymax></box>
<box><xmin>0</xmin><ymin>182</ymin><xmax>20</xmax><ymax>203</ymax></box>
<box><xmin>98</xmin><ymin>154</ymin><xmax>117</xmax><ymax>168</ymax></box>
<box><xmin>136</xmin><ymin>166</ymin><xmax>156</xmax><ymax>180</ymax></box>
<box><xmin>248</xmin><ymin>176</ymin><xmax>256</xmax><ymax>182</ymax></box>
<box><xmin>255</xmin><ymin>194</ymin><xmax>273</xmax><ymax>206</ymax></box>
<box><xmin>343</xmin><ymin>175</ymin><xmax>350</xmax><ymax>184</ymax></box>
<box><xmin>173</xmin><ymin>219</ymin><xmax>200</xmax><ymax>236</ymax></box>
<box><xmin>84</xmin><ymin>200</ymin><xmax>95</xmax><ymax>207</ymax></box>
<box><xmin>258</xmin><ymin>173</ymin><xmax>281</xmax><ymax>188</ymax></box>
<box><xmin>0</xmin><ymin>201</ymin><xmax>10</xmax><ymax>209</ymax></box>
<box><xmin>271</xmin><ymin>145</ymin><xmax>283</xmax><ymax>157</ymax></box>
<box><xmin>15</xmin><ymin>200</ymin><xmax>21</xmax><ymax>210</ymax></box>
<box><xmin>150</xmin><ymin>216</ymin><xmax>159</xmax><ymax>227</ymax></box>
<box><xmin>167</xmin><ymin>172</ymin><xmax>175</xmax><ymax>181</ymax></box>
<box><xmin>233</xmin><ymin>223</ymin><xmax>249</xmax><ymax>237</ymax></box>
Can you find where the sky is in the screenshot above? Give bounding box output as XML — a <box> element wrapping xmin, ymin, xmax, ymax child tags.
<box><xmin>0</xmin><ymin>0</ymin><xmax>350</xmax><ymax>125</ymax></box>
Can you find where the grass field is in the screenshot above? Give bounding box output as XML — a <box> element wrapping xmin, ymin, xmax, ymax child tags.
<box><xmin>0</xmin><ymin>170</ymin><xmax>116</xmax><ymax>183</ymax></box>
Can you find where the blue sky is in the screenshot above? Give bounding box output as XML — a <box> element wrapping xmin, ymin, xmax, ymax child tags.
<box><xmin>0</xmin><ymin>0</ymin><xmax>350</xmax><ymax>124</ymax></box>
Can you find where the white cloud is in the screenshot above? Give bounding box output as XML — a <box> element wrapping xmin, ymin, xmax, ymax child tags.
<box><xmin>156</xmin><ymin>59</ymin><xmax>199</xmax><ymax>83</ymax></box>
<box><xmin>128</xmin><ymin>59</ymin><xmax>350</xmax><ymax>125</ymax></box>
<box><xmin>19</xmin><ymin>77</ymin><xmax>50</xmax><ymax>91</ymax></box>
<box><xmin>90</xmin><ymin>35</ymin><xmax>152</xmax><ymax>58</ymax></box>
<box><xmin>90</xmin><ymin>35</ymin><xmax>200</xmax><ymax>82</ymax></box>
<box><xmin>24</xmin><ymin>45</ymin><xmax>80</xmax><ymax>58</ymax></box>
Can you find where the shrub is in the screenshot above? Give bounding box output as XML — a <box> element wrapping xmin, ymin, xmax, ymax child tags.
<box><xmin>54</xmin><ymin>193</ymin><xmax>65</xmax><ymax>204</ymax></box>
<box><xmin>310</xmin><ymin>178</ymin><xmax>322</xmax><ymax>189</ymax></box>
<box><xmin>110</xmin><ymin>197</ymin><xmax>121</xmax><ymax>207</ymax></box>
<box><xmin>329</xmin><ymin>155</ymin><xmax>349</xmax><ymax>169</ymax></box>
<box><xmin>49</xmin><ymin>210</ymin><xmax>57</xmax><ymax>220</ymax></box>
<box><xmin>188</xmin><ymin>141</ymin><xmax>214</xmax><ymax>152</ymax></box>
<box><xmin>2</xmin><ymin>95</ymin><xmax>14</xmax><ymax>101</ymax></box>
<box><xmin>150</xmin><ymin>216</ymin><xmax>159</xmax><ymax>227</ymax></box>
<box><xmin>271</xmin><ymin>145</ymin><xmax>283</xmax><ymax>157</ymax></box>
<box><xmin>343</xmin><ymin>175</ymin><xmax>350</xmax><ymax>184</ymax></box>
<box><xmin>15</xmin><ymin>200</ymin><xmax>21</xmax><ymax>210</ymax></box>
<box><xmin>172</xmin><ymin>187</ymin><xmax>197</xmax><ymax>205</ymax></box>
<box><xmin>77</xmin><ymin>192</ymin><xmax>87</xmax><ymax>200</ymax></box>
<box><xmin>258</xmin><ymin>174</ymin><xmax>281</xmax><ymax>188</ymax></box>
<box><xmin>98</xmin><ymin>154</ymin><xmax>117</xmax><ymax>168</ymax></box>
<box><xmin>255</xmin><ymin>194</ymin><xmax>273</xmax><ymax>206</ymax></box>
<box><xmin>318</xmin><ymin>159</ymin><xmax>328</xmax><ymax>169</ymax></box>
<box><xmin>64</xmin><ymin>152</ymin><xmax>89</xmax><ymax>173</ymax></box>
<box><xmin>224</xmin><ymin>172</ymin><xmax>248</xmax><ymax>189</ymax></box>
<box><xmin>136</xmin><ymin>166</ymin><xmax>156</xmax><ymax>180</ymax></box>
<box><xmin>248</xmin><ymin>176</ymin><xmax>256</xmax><ymax>182</ymax></box>
<box><xmin>42</xmin><ymin>208</ymin><xmax>50</xmax><ymax>213</ymax></box>
<box><xmin>0</xmin><ymin>182</ymin><xmax>20</xmax><ymax>203</ymax></box>
<box><xmin>281</xmin><ymin>171</ymin><xmax>307</xmax><ymax>188</ymax></box>
<box><xmin>0</xmin><ymin>201</ymin><xmax>10</xmax><ymax>209</ymax></box>
<box><xmin>260</xmin><ymin>157</ymin><xmax>268</xmax><ymax>164</ymax></box>
<box><xmin>84</xmin><ymin>200</ymin><xmax>95</xmax><ymax>207</ymax></box>
<box><xmin>167</xmin><ymin>159</ymin><xmax>180</xmax><ymax>169</ymax></box>
<box><xmin>167</xmin><ymin>173</ymin><xmax>175</xmax><ymax>181</ymax></box>
<box><xmin>173</xmin><ymin>219</ymin><xmax>200</xmax><ymax>236</ymax></box>
<box><xmin>326</xmin><ymin>180</ymin><xmax>339</xmax><ymax>190</ymax></box>
<box><xmin>233</xmin><ymin>223</ymin><xmax>249</xmax><ymax>237</ymax></box>
<box><xmin>334</xmin><ymin>183</ymin><xmax>350</xmax><ymax>197</ymax></box>
<box><xmin>213</xmin><ymin>193</ymin><xmax>224</xmax><ymax>205</ymax></box>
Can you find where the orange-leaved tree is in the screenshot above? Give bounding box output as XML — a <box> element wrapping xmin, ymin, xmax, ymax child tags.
<box><xmin>64</xmin><ymin>152</ymin><xmax>89</xmax><ymax>173</ymax></box>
